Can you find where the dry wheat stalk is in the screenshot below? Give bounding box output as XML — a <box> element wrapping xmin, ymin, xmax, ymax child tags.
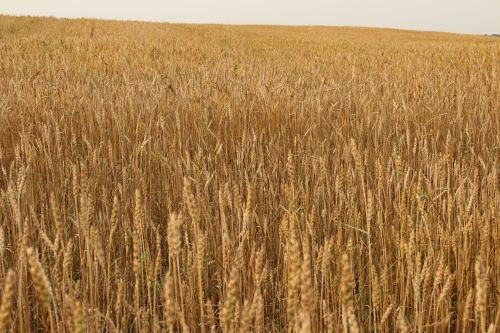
<box><xmin>0</xmin><ymin>270</ymin><xmax>15</xmax><ymax>332</ymax></box>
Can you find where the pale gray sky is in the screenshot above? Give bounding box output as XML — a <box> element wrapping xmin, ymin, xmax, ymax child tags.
<box><xmin>1</xmin><ymin>0</ymin><xmax>499</xmax><ymax>35</ymax></box>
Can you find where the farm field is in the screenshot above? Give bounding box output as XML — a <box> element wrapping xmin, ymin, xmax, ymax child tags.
<box><xmin>0</xmin><ymin>15</ymin><xmax>499</xmax><ymax>332</ymax></box>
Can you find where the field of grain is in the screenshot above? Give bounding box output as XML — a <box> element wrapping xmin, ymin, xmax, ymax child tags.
<box><xmin>0</xmin><ymin>15</ymin><xmax>499</xmax><ymax>332</ymax></box>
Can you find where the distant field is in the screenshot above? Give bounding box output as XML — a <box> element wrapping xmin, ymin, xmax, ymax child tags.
<box><xmin>0</xmin><ymin>15</ymin><xmax>499</xmax><ymax>333</ymax></box>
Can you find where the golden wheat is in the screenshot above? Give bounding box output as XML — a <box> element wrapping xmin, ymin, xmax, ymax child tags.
<box><xmin>0</xmin><ymin>14</ymin><xmax>498</xmax><ymax>333</ymax></box>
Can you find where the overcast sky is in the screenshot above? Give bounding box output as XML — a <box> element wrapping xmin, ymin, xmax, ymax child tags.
<box><xmin>1</xmin><ymin>0</ymin><xmax>499</xmax><ymax>35</ymax></box>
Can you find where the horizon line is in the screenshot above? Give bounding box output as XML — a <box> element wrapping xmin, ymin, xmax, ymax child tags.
<box><xmin>1</xmin><ymin>12</ymin><xmax>498</xmax><ymax>37</ymax></box>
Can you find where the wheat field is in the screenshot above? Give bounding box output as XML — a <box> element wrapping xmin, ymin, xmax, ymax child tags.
<box><xmin>0</xmin><ymin>15</ymin><xmax>499</xmax><ymax>332</ymax></box>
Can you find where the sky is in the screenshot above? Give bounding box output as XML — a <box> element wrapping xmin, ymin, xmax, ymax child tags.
<box><xmin>1</xmin><ymin>0</ymin><xmax>500</xmax><ymax>35</ymax></box>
